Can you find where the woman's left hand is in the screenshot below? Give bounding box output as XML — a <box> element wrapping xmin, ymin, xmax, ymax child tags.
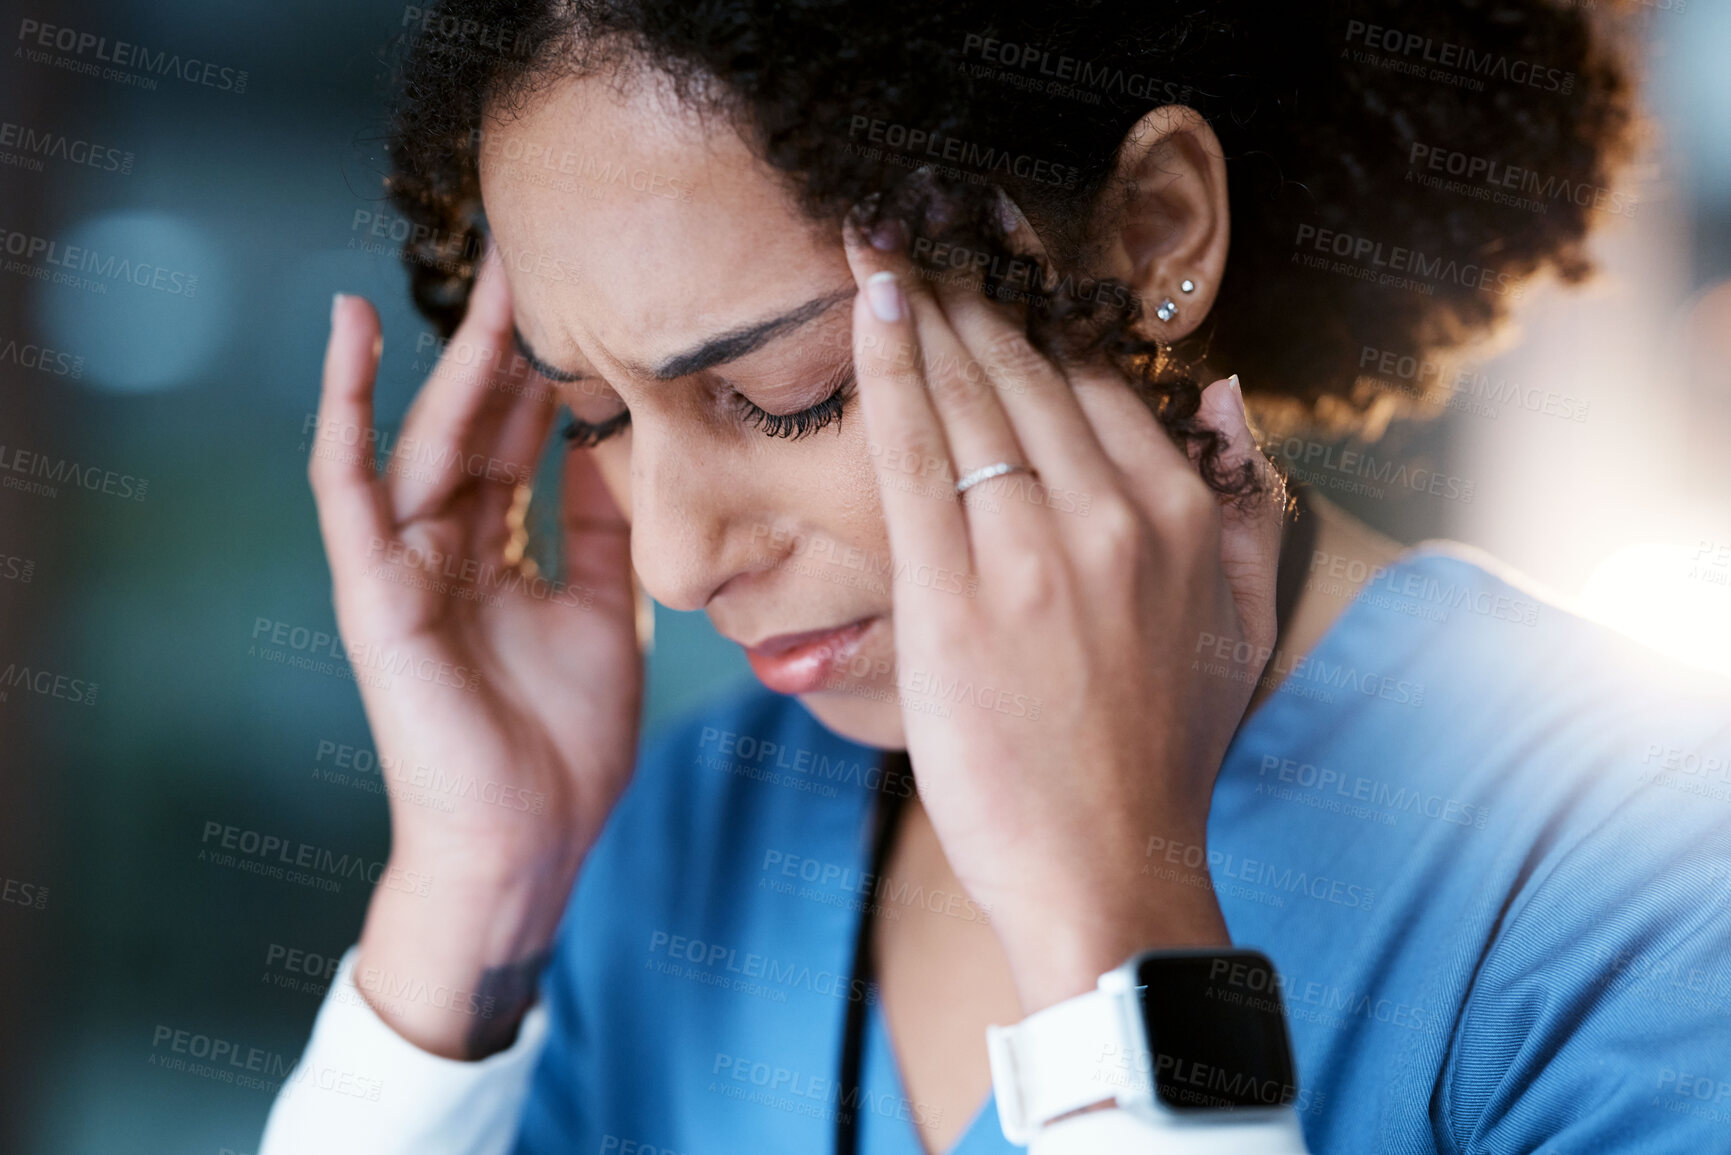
<box><xmin>842</xmin><ymin>206</ymin><xmax>1285</xmax><ymax>1012</ymax></box>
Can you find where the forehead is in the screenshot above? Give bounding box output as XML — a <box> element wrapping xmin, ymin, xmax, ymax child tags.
<box><xmin>477</xmin><ymin>67</ymin><xmax>848</xmax><ymax>372</ymax></box>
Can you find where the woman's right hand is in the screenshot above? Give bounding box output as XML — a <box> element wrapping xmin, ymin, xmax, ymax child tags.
<box><xmin>310</xmin><ymin>246</ymin><xmax>642</xmax><ymax>1058</ymax></box>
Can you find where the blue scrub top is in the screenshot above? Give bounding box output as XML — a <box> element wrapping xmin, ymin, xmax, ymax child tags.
<box><xmin>511</xmin><ymin>546</ymin><xmax>1731</xmax><ymax>1154</ymax></box>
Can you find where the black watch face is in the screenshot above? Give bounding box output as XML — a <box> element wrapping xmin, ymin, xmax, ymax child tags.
<box><xmin>1133</xmin><ymin>950</ymin><xmax>1298</xmax><ymax>1112</ymax></box>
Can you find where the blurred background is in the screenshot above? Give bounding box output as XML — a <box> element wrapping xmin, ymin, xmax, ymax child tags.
<box><xmin>0</xmin><ymin>1</ymin><xmax>1728</xmax><ymax>1151</ymax></box>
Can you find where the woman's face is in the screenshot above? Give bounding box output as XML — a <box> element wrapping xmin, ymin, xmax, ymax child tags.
<box><xmin>481</xmin><ymin>68</ymin><xmax>909</xmax><ymax>747</ymax></box>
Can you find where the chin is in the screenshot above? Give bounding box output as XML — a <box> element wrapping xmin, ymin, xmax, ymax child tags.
<box><xmin>793</xmin><ymin>688</ymin><xmax>907</xmax><ymax>750</ymax></box>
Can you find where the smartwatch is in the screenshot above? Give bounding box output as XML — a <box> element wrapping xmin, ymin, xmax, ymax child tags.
<box><xmin>986</xmin><ymin>948</ymin><xmax>1303</xmax><ymax>1147</ymax></box>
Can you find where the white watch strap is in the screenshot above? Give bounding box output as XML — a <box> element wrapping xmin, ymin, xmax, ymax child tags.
<box><xmin>986</xmin><ymin>988</ymin><xmax>1128</xmax><ymax>1146</ymax></box>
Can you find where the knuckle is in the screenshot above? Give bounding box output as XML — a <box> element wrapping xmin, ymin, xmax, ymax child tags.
<box><xmin>1081</xmin><ymin>496</ymin><xmax>1145</xmax><ymax>567</ymax></box>
<box><xmin>879</xmin><ymin>428</ymin><xmax>948</xmax><ymax>479</ymax></box>
<box><xmin>994</xmin><ymin>549</ymin><xmax>1062</xmax><ymax>615</ymax></box>
<box><xmin>923</xmin><ymin>354</ymin><xmax>991</xmax><ymax>418</ymax></box>
<box><xmin>306</xmin><ymin>452</ymin><xmax>342</xmax><ymax>495</ymax></box>
<box><xmin>981</xmin><ymin>329</ymin><xmax>1047</xmax><ymax>383</ymax></box>
<box><xmin>1149</xmin><ymin>475</ymin><xmax>1214</xmax><ymax>534</ymax></box>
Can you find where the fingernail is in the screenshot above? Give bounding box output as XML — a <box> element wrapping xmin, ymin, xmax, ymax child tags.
<box><xmin>995</xmin><ymin>188</ymin><xmax>1021</xmax><ymax>234</ymax></box>
<box><xmin>866</xmin><ymin>271</ymin><xmax>904</xmax><ymax>322</ymax></box>
<box><xmin>332</xmin><ymin>292</ymin><xmax>346</xmax><ymax>325</ymax></box>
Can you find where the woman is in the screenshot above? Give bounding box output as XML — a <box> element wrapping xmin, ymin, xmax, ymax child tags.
<box><xmin>265</xmin><ymin>1</ymin><xmax>1731</xmax><ymax>1153</ymax></box>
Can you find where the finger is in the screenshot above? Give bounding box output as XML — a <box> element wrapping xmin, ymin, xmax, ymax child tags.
<box><xmin>492</xmin><ymin>377</ymin><xmax>558</xmax><ymax>474</ymax></box>
<box><xmin>310</xmin><ymin>294</ymin><xmax>394</xmax><ymax>588</ymax></box>
<box><xmin>857</xmin><ymin>242</ymin><xmax>1042</xmax><ymax>555</ymax></box>
<box><xmin>468</xmin><ymin>372</ymin><xmax>560</xmax><ymax>555</ymax></box>
<box><xmin>842</xmin><ymin>225</ymin><xmax>971</xmax><ymax>576</ymax></box>
<box><xmin>936</xmin><ymin>197</ymin><xmax>1122</xmax><ymax>508</ymax></box>
<box><xmin>389</xmin><ymin>244</ymin><xmax>521</xmax><ymax>523</ymax></box>
<box><xmin>1197</xmin><ymin>375</ymin><xmax>1284</xmax><ymax>650</ymax></box>
<box><xmin>1036</xmin><ymin>193</ymin><xmax>1201</xmax><ymax>523</ymax></box>
<box><xmin>560</xmin><ymin>446</ymin><xmax>632</xmax><ymax>606</ymax></box>
<box><xmin>936</xmin><ymin>289</ymin><xmax>1119</xmax><ymax>506</ymax></box>
<box><xmin>1067</xmin><ymin>368</ymin><xmax>1194</xmax><ymax>506</ymax></box>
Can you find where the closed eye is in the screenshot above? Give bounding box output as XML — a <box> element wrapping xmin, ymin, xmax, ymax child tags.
<box><xmin>560</xmin><ymin>367</ymin><xmax>856</xmax><ymax>448</ymax></box>
<box><xmin>508</xmin><ymin>331</ymin><xmax>626</xmax><ymax>446</ymax></box>
<box><xmin>514</xmin><ymin>326</ymin><xmax>855</xmax><ymax>447</ymax></box>
<box><xmin>563</xmin><ymin>410</ymin><xmax>632</xmax><ymax>447</ymax></box>
<box><xmin>732</xmin><ymin>365</ymin><xmax>855</xmax><ymax>440</ymax></box>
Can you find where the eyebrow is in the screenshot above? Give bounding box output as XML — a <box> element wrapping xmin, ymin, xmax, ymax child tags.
<box><xmin>512</xmin><ymin>329</ymin><xmax>586</xmax><ymax>383</ymax></box>
<box><xmin>647</xmin><ymin>291</ymin><xmax>853</xmax><ymax>380</ymax></box>
<box><xmin>512</xmin><ymin>289</ymin><xmax>854</xmax><ymax>385</ymax></box>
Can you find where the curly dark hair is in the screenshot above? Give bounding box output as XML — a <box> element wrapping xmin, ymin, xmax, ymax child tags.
<box><xmin>384</xmin><ymin>0</ymin><xmax>1635</xmax><ymax>495</ymax></box>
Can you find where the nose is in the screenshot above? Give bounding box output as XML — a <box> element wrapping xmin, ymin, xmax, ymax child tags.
<box><xmin>624</xmin><ymin>427</ymin><xmax>755</xmax><ymax>613</ymax></box>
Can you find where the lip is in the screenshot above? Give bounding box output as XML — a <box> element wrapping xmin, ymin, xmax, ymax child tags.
<box><xmin>741</xmin><ymin>617</ymin><xmax>875</xmax><ymax>695</ymax></box>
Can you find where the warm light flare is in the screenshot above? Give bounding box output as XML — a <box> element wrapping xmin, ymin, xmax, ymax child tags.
<box><xmin>1578</xmin><ymin>542</ymin><xmax>1731</xmax><ymax>679</ymax></box>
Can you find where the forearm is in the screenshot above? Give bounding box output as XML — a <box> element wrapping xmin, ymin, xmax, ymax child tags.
<box><xmin>259</xmin><ymin>844</ymin><xmax>581</xmax><ymax>1153</ymax></box>
<box><xmin>354</xmin><ymin>847</ymin><xmax>581</xmax><ymax>1059</ymax></box>
<box><xmin>996</xmin><ymin>821</ymin><xmax>1230</xmax><ymax>1014</ymax></box>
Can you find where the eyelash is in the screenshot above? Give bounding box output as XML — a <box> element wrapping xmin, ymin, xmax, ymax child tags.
<box><xmin>735</xmin><ymin>368</ymin><xmax>856</xmax><ymax>440</ymax></box>
<box><xmin>562</xmin><ymin>410</ymin><xmax>630</xmax><ymax>449</ymax></box>
<box><xmin>559</xmin><ymin>370</ymin><xmax>856</xmax><ymax>447</ymax></box>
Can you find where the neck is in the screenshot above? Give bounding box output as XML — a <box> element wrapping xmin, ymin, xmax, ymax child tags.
<box><xmin>1246</xmin><ymin>490</ymin><xmax>1406</xmax><ymax>716</ymax></box>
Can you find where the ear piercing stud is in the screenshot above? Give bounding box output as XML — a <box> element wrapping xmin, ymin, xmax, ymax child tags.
<box><xmin>1157</xmin><ymin>277</ymin><xmax>1197</xmax><ymax>323</ymax></box>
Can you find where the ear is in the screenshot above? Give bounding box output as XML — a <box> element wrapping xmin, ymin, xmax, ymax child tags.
<box><xmin>1090</xmin><ymin>105</ymin><xmax>1229</xmax><ymax>341</ymax></box>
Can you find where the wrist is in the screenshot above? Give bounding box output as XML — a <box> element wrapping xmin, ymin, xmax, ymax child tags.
<box><xmin>391</xmin><ymin>818</ymin><xmax>589</xmax><ymax>888</ymax></box>
<box><xmin>997</xmin><ymin>878</ymin><xmax>1230</xmax><ymax>1013</ymax></box>
<box><xmin>353</xmin><ymin>850</ymin><xmax>579</xmax><ymax>1059</ymax></box>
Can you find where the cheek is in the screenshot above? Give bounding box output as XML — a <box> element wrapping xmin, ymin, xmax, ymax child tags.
<box><xmin>829</xmin><ymin>424</ymin><xmax>891</xmax><ymax>553</ymax></box>
<box><xmin>578</xmin><ymin>418</ymin><xmax>890</xmax><ymax>558</ymax></box>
